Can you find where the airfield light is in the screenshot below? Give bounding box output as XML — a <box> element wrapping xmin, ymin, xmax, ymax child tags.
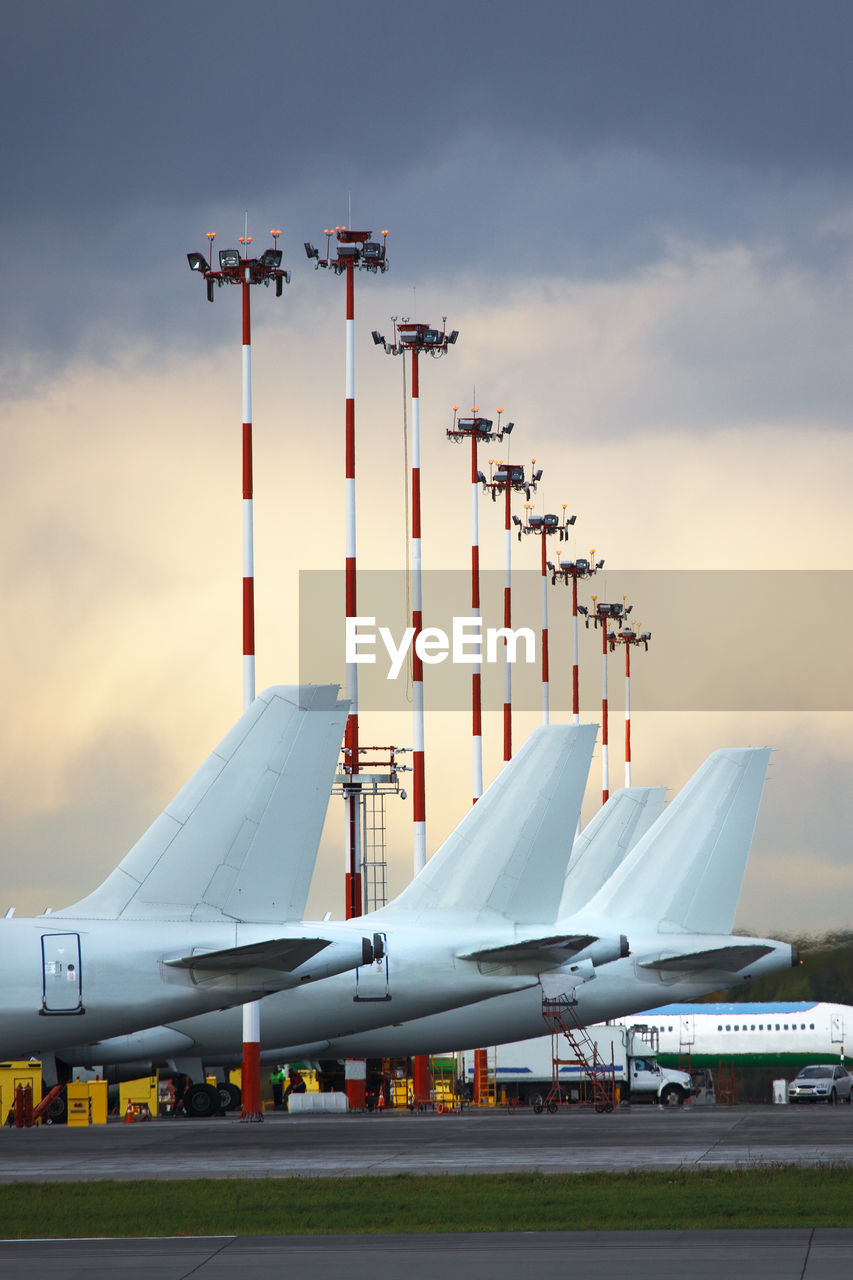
<box><xmin>445</xmin><ymin>407</ymin><xmax>516</xmax><ymax>799</ymax></box>
<box><xmin>609</xmin><ymin>617</ymin><xmax>652</xmax><ymax>786</ymax></box>
<box><xmin>307</xmin><ymin>223</ymin><xmax>390</xmax><ymax>926</ymax></box>
<box><xmin>186</xmin><ymin>216</ymin><xmax>290</xmax><ymax>1124</ymax></box>
<box><xmin>588</xmin><ymin>596</ymin><xmax>633</xmax><ymax>804</ymax></box>
<box><xmin>376</xmin><ymin>315</ymin><xmax>457</xmax><ymax>875</ymax></box>
<box><xmin>551</xmin><ymin>552</ymin><xmax>601</xmax><ymax>725</ymax></box>
<box><xmin>521</xmin><ymin>501</ymin><xmax>577</xmax><ymax>725</ymax></box>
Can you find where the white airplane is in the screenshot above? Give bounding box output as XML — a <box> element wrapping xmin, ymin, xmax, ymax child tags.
<box><xmin>615</xmin><ymin>1001</ymin><xmax>852</xmax><ymax>1072</ymax></box>
<box><xmin>58</xmin><ymin>738</ymin><xmax>797</xmax><ymax>1109</ymax></box>
<box><xmin>0</xmin><ymin>685</ymin><xmax>386</xmax><ymax>1064</ymax></box>
<box><xmin>253</xmin><ymin>746</ymin><xmax>796</xmax><ymax>1062</ymax></box>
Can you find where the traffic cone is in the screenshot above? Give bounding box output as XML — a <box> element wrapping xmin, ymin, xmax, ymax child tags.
<box><xmin>124</xmin><ymin>1099</ymin><xmax>136</xmax><ymax>1124</ymax></box>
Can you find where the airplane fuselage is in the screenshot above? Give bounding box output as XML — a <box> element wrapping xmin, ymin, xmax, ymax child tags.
<box><xmin>0</xmin><ymin>916</ymin><xmax>375</xmax><ymax>1060</ymax></box>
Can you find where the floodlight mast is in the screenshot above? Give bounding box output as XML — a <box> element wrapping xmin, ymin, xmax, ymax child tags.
<box><xmin>609</xmin><ymin>622</ymin><xmax>650</xmax><ymax>786</ymax></box>
<box><xmin>305</xmin><ymin>226</ymin><xmax>389</xmax><ymax>923</ymax></box>
<box><xmin>375</xmin><ymin>318</ymin><xmax>458</xmax><ymax>872</ymax></box>
<box><xmin>446</xmin><ymin>407</ymin><xmax>512</xmax><ymax>801</ymax></box>
<box><xmin>521</xmin><ymin>497</ymin><xmax>576</xmax><ymax>725</ymax></box>
<box><xmin>549</xmin><ymin>553</ymin><xmax>602</xmax><ymax>724</ymax></box>
<box><xmin>482</xmin><ymin>456</ymin><xmax>535</xmax><ymax>761</ymax></box>
<box><xmin>587</xmin><ymin>597</ymin><xmax>630</xmax><ymax>803</ymax></box>
<box><xmin>186</xmin><ymin>224</ymin><xmax>289</xmax><ymax>1125</ymax></box>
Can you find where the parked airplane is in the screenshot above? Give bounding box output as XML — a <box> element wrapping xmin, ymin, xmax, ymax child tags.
<box><xmin>616</xmin><ymin>1001</ymin><xmax>852</xmax><ymax>1070</ymax></box>
<box><xmin>0</xmin><ymin>685</ymin><xmax>385</xmax><ymax>1063</ymax></box>
<box><xmin>59</xmin><ymin>742</ymin><xmax>797</xmax><ymax>1109</ymax></box>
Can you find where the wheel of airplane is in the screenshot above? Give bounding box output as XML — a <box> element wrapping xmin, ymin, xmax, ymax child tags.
<box><xmin>184</xmin><ymin>1082</ymin><xmax>221</xmax><ymax>1119</ymax></box>
<box><xmin>217</xmin><ymin>1082</ymin><xmax>241</xmax><ymax>1112</ymax></box>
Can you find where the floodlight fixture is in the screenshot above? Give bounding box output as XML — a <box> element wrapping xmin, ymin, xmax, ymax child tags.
<box><xmin>310</xmin><ymin>225</ymin><xmax>389</xmax><ymax>274</ymax></box>
<box><xmin>305</xmin><ymin>242</ymin><xmax>319</xmax><ymax>260</ymax></box>
<box><xmin>187</xmin><ymin>252</ymin><xmax>209</xmax><ymax>273</ymax></box>
<box><xmin>219</xmin><ymin>248</ymin><xmax>241</xmax><ymax>269</ymax></box>
<box><xmin>260</xmin><ymin>248</ymin><xmax>282</xmax><ymax>270</ymax></box>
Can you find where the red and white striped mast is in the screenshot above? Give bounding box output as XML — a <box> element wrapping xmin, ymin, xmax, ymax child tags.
<box><xmin>187</xmin><ymin>223</ymin><xmax>290</xmax><ymax>1123</ymax></box>
<box><xmin>550</xmin><ymin>552</ymin><xmax>602</xmax><ymax>723</ymax></box>
<box><xmin>375</xmin><ymin>319</ymin><xmax>457</xmax><ymax>872</ymax></box>
<box><xmin>610</xmin><ymin>622</ymin><xmax>651</xmax><ymax>786</ymax></box>
<box><xmin>484</xmin><ymin>457</ymin><xmax>535</xmax><ymax>761</ymax></box>
<box><xmin>589</xmin><ymin>598</ymin><xmax>630</xmax><ymax>804</ymax></box>
<box><xmin>306</xmin><ymin>226</ymin><xmax>389</xmax><ymax>920</ymax></box>
<box><xmin>446</xmin><ymin>406</ymin><xmax>511</xmax><ymax>800</ymax></box>
<box><xmin>521</xmin><ymin>494</ymin><xmax>575</xmax><ymax>726</ymax></box>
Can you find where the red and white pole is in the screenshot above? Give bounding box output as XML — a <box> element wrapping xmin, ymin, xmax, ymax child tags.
<box><xmin>571</xmin><ymin>574</ymin><xmax>580</xmax><ymax>725</ymax></box>
<box><xmin>540</xmin><ymin>532</ymin><xmax>550</xmax><ymax>726</ymax></box>
<box><xmin>411</xmin><ymin>346</ymin><xmax>426</xmax><ymax>874</ymax></box>
<box><xmin>601</xmin><ymin>622</ymin><xmax>610</xmax><ymax>805</ymax></box>
<box><xmin>624</xmin><ymin>640</ymin><xmax>632</xmax><ymax>787</ymax></box>
<box><xmin>502</xmin><ymin>479</ymin><xmax>512</xmax><ymax>761</ymax></box>
<box><xmin>344</xmin><ymin>259</ymin><xmax>362</xmax><ymax>920</ymax></box>
<box><xmin>471</xmin><ymin>432</ymin><xmax>483</xmax><ymax>802</ymax></box>
<box><xmin>240</xmin><ymin>260</ymin><xmax>261</xmax><ymax>1123</ymax></box>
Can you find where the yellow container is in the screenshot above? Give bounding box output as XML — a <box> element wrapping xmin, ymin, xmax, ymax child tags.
<box><xmin>67</xmin><ymin>1079</ymin><xmax>108</xmax><ymax>1126</ymax></box>
<box><xmin>0</xmin><ymin>1061</ymin><xmax>42</xmax><ymax>1124</ymax></box>
<box><xmin>119</xmin><ymin>1075</ymin><xmax>158</xmax><ymax>1118</ymax></box>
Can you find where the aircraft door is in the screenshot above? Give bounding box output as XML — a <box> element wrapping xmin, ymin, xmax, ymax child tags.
<box><xmin>353</xmin><ymin>931</ymin><xmax>391</xmax><ymax>1002</ymax></box>
<box><xmin>681</xmin><ymin>1014</ymin><xmax>695</xmax><ymax>1045</ymax></box>
<box><xmin>41</xmin><ymin>933</ymin><xmax>84</xmax><ymax>1014</ymax></box>
<box><xmin>832</xmin><ymin>1012</ymin><xmax>844</xmax><ymax>1043</ymax></box>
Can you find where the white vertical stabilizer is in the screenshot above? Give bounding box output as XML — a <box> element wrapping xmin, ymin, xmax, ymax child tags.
<box><xmin>559</xmin><ymin>787</ymin><xmax>667</xmax><ymax>918</ymax></box>
<box><xmin>377</xmin><ymin>723</ymin><xmax>597</xmax><ymax>925</ymax></box>
<box><xmin>582</xmin><ymin>748</ymin><xmax>770</xmax><ymax>934</ymax></box>
<box><xmin>56</xmin><ymin>685</ymin><xmax>348</xmax><ymax>923</ymax></box>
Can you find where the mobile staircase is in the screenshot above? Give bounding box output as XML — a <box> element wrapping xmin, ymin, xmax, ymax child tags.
<box><xmin>541</xmin><ymin>994</ymin><xmax>617</xmax><ymax>1114</ymax></box>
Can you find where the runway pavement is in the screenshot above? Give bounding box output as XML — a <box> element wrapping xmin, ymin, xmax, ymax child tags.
<box><xmin>1</xmin><ymin>1102</ymin><xmax>852</xmax><ymax>1182</ymax></box>
<box><xmin>2</xmin><ymin>1230</ymin><xmax>853</xmax><ymax>1280</ymax></box>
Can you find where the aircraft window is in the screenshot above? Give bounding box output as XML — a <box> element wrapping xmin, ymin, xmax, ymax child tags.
<box><xmin>734</xmin><ymin>1025</ymin><xmax>739</xmax><ymax>1031</ymax></box>
<box><xmin>784</xmin><ymin>1024</ymin><xmax>789</xmax><ymax>1030</ymax></box>
<box><xmin>775</xmin><ymin>1024</ymin><xmax>780</xmax><ymax>1030</ymax></box>
<box><xmin>759</xmin><ymin>1024</ymin><xmax>764</xmax><ymax>1030</ymax></box>
<box><xmin>668</xmin><ymin>1027</ymin><xmax>673</xmax><ymax>1032</ymax></box>
<box><xmin>810</xmin><ymin>1024</ymin><xmax>814</xmax><ymax>1030</ymax></box>
<box><xmin>725</xmin><ymin>1025</ymin><xmax>731</xmax><ymax>1031</ymax></box>
<box><xmin>717</xmin><ymin>1025</ymin><xmax>722</xmax><ymax>1031</ymax></box>
<box><xmin>801</xmin><ymin>1024</ymin><xmax>806</xmax><ymax>1030</ymax></box>
<box><xmin>750</xmin><ymin>1025</ymin><xmax>755</xmax><ymax>1031</ymax></box>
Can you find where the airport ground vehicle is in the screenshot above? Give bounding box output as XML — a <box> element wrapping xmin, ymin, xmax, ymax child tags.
<box><xmin>465</xmin><ymin>1024</ymin><xmax>693</xmax><ymax>1107</ymax></box>
<box><xmin>788</xmin><ymin>1063</ymin><xmax>853</xmax><ymax>1104</ymax></box>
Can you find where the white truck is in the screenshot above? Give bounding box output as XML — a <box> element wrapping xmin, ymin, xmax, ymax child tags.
<box><xmin>466</xmin><ymin>1024</ymin><xmax>693</xmax><ymax>1107</ymax></box>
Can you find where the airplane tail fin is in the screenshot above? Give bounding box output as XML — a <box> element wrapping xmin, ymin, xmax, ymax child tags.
<box><xmin>558</xmin><ymin>786</ymin><xmax>667</xmax><ymax>918</ymax></box>
<box><xmin>378</xmin><ymin>723</ymin><xmax>597</xmax><ymax>925</ymax></box>
<box><xmin>56</xmin><ymin>685</ymin><xmax>348</xmax><ymax>923</ymax></box>
<box><xmin>582</xmin><ymin>748</ymin><xmax>770</xmax><ymax>934</ymax></box>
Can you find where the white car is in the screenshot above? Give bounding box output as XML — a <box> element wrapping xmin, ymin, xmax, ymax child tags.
<box><xmin>788</xmin><ymin>1064</ymin><xmax>853</xmax><ymax>1105</ymax></box>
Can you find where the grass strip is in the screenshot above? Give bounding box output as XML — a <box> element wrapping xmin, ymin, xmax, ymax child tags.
<box><xmin>1</xmin><ymin>1167</ymin><xmax>852</xmax><ymax>1238</ymax></box>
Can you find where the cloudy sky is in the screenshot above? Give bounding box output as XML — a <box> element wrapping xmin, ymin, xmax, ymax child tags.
<box><xmin>2</xmin><ymin>1</ymin><xmax>853</xmax><ymax>935</ymax></box>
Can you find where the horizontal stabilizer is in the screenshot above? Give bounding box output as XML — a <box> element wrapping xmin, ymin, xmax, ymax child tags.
<box><xmin>57</xmin><ymin>685</ymin><xmax>348</xmax><ymax>923</ymax></box>
<box><xmin>639</xmin><ymin>944</ymin><xmax>774</xmax><ymax>973</ymax></box>
<box><xmin>559</xmin><ymin>787</ymin><xmax>667</xmax><ymax>917</ymax></box>
<box><xmin>583</xmin><ymin>748</ymin><xmax>770</xmax><ymax>934</ymax></box>
<box><xmin>165</xmin><ymin>936</ymin><xmax>332</xmax><ymax>972</ymax></box>
<box><xmin>378</xmin><ymin>723</ymin><xmax>597</xmax><ymax>925</ymax></box>
<box><xmin>460</xmin><ymin>934</ymin><xmax>599</xmax><ymax>965</ymax></box>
